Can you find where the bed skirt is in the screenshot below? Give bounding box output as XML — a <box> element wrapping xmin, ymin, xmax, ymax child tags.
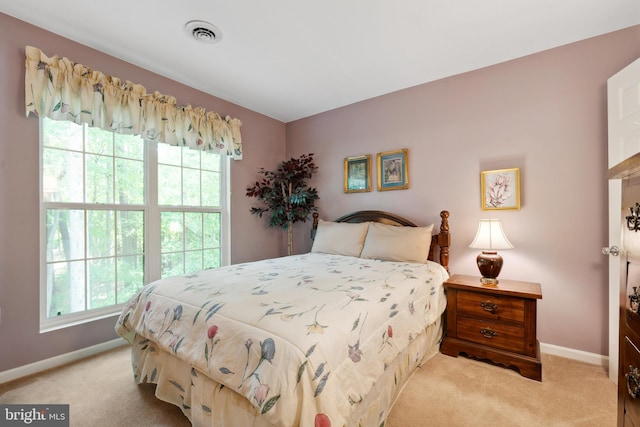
<box><xmin>130</xmin><ymin>317</ymin><xmax>443</xmax><ymax>427</ymax></box>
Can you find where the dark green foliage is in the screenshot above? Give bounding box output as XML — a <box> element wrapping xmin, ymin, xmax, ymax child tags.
<box><xmin>246</xmin><ymin>154</ymin><xmax>319</xmax><ymax>255</ymax></box>
<box><xmin>246</xmin><ymin>153</ymin><xmax>319</xmax><ymax>231</ymax></box>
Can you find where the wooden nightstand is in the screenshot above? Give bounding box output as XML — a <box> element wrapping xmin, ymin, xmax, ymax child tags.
<box><xmin>440</xmin><ymin>274</ymin><xmax>543</xmax><ymax>381</ymax></box>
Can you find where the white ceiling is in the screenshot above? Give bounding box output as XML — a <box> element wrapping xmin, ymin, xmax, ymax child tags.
<box><xmin>2</xmin><ymin>1</ymin><xmax>640</xmax><ymax>123</ymax></box>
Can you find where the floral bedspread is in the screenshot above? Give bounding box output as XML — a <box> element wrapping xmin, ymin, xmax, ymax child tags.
<box><xmin>115</xmin><ymin>253</ymin><xmax>448</xmax><ymax>427</ymax></box>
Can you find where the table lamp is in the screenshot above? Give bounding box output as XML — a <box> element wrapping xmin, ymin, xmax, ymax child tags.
<box><xmin>469</xmin><ymin>219</ymin><xmax>513</xmax><ymax>285</ymax></box>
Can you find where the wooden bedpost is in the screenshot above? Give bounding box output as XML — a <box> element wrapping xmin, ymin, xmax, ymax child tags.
<box><xmin>311</xmin><ymin>212</ymin><xmax>319</xmax><ymax>240</ymax></box>
<box><xmin>438</xmin><ymin>210</ymin><xmax>451</xmax><ymax>273</ymax></box>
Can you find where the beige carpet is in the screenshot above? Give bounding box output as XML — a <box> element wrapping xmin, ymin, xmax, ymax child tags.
<box><xmin>0</xmin><ymin>345</ymin><xmax>616</xmax><ymax>426</ymax></box>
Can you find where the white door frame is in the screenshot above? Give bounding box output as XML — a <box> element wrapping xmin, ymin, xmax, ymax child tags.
<box><xmin>608</xmin><ymin>179</ymin><xmax>621</xmax><ymax>383</ymax></box>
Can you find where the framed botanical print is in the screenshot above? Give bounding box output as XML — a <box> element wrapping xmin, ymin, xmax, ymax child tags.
<box><xmin>377</xmin><ymin>149</ymin><xmax>409</xmax><ymax>191</ymax></box>
<box><xmin>344</xmin><ymin>155</ymin><xmax>372</xmax><ymax>193</ymax></box>
<box><xmin>481</xmin><ymin>167</ymin><xmax>521</xmax><ymax>210</ymax></box>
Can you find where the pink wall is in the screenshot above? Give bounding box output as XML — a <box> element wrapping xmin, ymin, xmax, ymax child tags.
<box><xmin>287</xmin><ymin>26</ymin><xmax>640</xmax><ymax>355</ymax></box>
<box><xmin>2</xmin><ymin>11</ymin><xmax>640</xmax><ymax>373</ymax></box>
<box><xmin>0</xmin><ymin>13</ymin><xmax>286</xmax><ymax>372</ymax></box>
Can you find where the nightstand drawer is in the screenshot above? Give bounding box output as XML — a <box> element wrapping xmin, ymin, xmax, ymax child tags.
<box><xmin>456</xmin><ymin>317</ymin><xmax>525</xmax><ymax>354</ymax></box>
<box><xmin>441</xmin><ymin>275</ymin><xmax>542</xmax><ymax>380</ymax></box>
<box><xmin>457</xmin><ymin>290</ymin><xmax>525</xmax><ymax>324</ymax></box>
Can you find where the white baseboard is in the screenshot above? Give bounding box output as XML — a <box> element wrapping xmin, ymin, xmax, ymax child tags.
<box><xmin>540</xmin><ymin>342</ymin><xmax>609</xmax><ymax>368</ymax></box>
<box><xmin>0</xmin><ymin>339</ymin><xmax>610</xmax><ymax>385</ymax></box>
<box><xmin>0</xmin><ymin>338</ymin><xmax>128</xmax><ymax>385</ymax></box>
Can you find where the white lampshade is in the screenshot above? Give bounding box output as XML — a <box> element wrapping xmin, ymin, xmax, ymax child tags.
<box><xmin>469</xmin><ymin>219</ymin><xmax>513</xmax><ymax>250</ymax></box>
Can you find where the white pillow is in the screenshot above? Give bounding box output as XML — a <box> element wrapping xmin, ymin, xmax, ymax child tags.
<box><xmin>360</xmin><ymin>222</ymin><xmax>434</xmax><ymax>263</ymax></box>
<box><xmin>311</xmin><ymin>220</ymin><xmax>370</xmax><ymax>257</ymax></box>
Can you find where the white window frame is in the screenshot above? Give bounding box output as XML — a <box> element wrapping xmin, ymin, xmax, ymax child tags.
<box><xmin>39</xmin><ymin>119</ymin><xmax>230</xmax><ymax>332</ymax></box>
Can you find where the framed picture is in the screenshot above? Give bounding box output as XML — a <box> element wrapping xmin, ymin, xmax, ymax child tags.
<box><xmin>481</xmin><ymin>168</ymin><xmax>521</xmax><ymax>210</ymax></box>
<box><xmin>377</xmin><ymin>149</ymin><xmax>409</xmax><ymax>191</ymax></box>
<box><xmin>344</xmin><ymin>155</ymin><xmax>372</xmax><ymax>193</ymax></box>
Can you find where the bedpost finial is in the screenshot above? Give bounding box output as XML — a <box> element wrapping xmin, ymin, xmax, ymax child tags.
<box><xmin>312</xmin><ymin>212</ymin><xmax>320</xmax><ymax>240</ymax></box>
<box><xmin>440</xmin><ymin>210</ymin><xmax>450</xmax><ymax>233</ymax></box>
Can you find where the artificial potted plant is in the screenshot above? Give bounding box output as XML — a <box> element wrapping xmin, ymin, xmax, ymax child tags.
<box><xmin>246</xmin><ymin>153</ymin><xmax>319</xmax><ymax>255</ymax></box>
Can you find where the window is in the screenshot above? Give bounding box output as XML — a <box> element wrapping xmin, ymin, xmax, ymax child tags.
<box><xmin>157</xmin><ymin>143</ymin><xmax>224</xmax><ymax>277</ymax></box>
<box><xmin>40</xmin><ymin>118</ymin><xmax>229</xmax><ymax>330</ymax></box>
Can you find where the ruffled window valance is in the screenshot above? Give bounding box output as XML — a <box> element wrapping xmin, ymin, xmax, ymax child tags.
<box><xmin>24</xmin><ymin>46</ymin><xmax>242</xmax><ymax>159</ymax></box>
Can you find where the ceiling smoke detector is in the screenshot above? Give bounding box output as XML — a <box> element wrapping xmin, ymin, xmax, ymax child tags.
<box><xmin>185</xmin><ymin>20</ymin><xmax>222</xmax><ymax>44</ymax></box>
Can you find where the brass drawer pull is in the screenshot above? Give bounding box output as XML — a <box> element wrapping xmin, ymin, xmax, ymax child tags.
<box><xmin>627</xmin><ymin>365</ymin><xmax>640</xmax><ymax>399</ymax></box>
<box><xmin>480</xmin><ymin>301</ymin><xmax>498</xmax><ymax>314</ymax></box>
<box><xmin>480</xmin><ymin>327</ymin><xmax>498</xmax><ymax>339</ymax></box>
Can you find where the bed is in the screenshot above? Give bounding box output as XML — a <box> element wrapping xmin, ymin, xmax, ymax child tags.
<box><xmin>115</xmin><ymin>210</ymin><xmax>451</xmax><ymax>427</ymax></box>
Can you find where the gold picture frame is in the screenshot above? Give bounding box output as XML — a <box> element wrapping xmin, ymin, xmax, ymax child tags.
<box><xmin>481</xmin><ymin>167</ymin><xmax>521</xmax><ymax>210</ymax></box>
<box><xmin>344</xmin><ymin>155</ymin><xmax>372</xmax><ymax>193</ymax></box>
<box><xmin>377</xmin><ymin>149</ymin><xmax>409</xmax><ymax>191</ymax></box>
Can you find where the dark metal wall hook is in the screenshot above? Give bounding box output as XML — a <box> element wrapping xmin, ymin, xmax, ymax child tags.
<box><xmin>627</xmin><ymin>203</ymin><xmax>640</xmax><ymax>232</ymax></box>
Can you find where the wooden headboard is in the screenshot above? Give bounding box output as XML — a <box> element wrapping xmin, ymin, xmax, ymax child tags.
<box><xmin>312</xmin><ymin>210</ymin><xmax>450</xmax><ymax>273</ymax></box>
